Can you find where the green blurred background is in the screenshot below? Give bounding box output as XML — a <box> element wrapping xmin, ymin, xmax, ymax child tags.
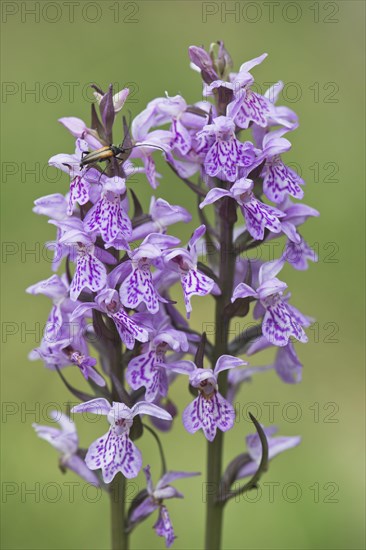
<box><xmin>1</xmin><ymin>1</ymin><xmax>365</xmax><ymax>548</ymax></box>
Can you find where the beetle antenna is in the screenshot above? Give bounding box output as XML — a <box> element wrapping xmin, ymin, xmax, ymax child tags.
<box><xmin>123</xmin><ymin>143</ymin><xmax>166</xmax><ymax>153</ymax></box>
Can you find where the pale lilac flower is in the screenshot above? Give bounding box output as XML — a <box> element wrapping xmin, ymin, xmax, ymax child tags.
<box><xmin>33</xmin><ymin>411</ymin><xmax>99</xmax><ymax>485</ymax></box>
<box><xmin>49</xmin><ymin>138</ymin><xmax>94</xmax><ymax>215</ymax></box>
<box><xmin>200</xmin><ymin>178</ymin><xmax>285</xmax><ymax>241</ymax></box>
<box><xmin>129</xmin><ymin>466</ymin><xmax>199</xmax><ymax>547</ymax></box>
<box><xmin>164</xmin><ymin>226</ymin><xmax>217</xmax><ymax>317</ymax></box>
<box><xmin>71</xmin><ymin>288</ymin><xmax>149</xmax><ymax>350</ymax></box>
<box><xmin>71</xmin><ymin>399</ymin><xmax>172</xmax><ymax>482</ymax></box>
<box><xmin>126</xmin><ymin>315</ymin><xmax>188</xmax><ymax>401</ymax></box>
<box><xmin>69</xmin><ymin>351</ymin><xmax>105</xmax><ymax>387</ymax></box>
<box><xmin>220</xmin><ymin>53</ymin><xmax>272</xmax><ymax>129</ymax></box>
<box><xmin>236</xmin><ymin>426</ymin><xmax>301</xmax><ymax>479</ymax></box>
<box><xmin>84</xmin><ymin>190</ymin><xmax>132</xmax><ymax>250</ymax></box>
<box><xmin>232</xmin><ymin>261</ymin><xmax>308</xmax><ymax>347</ymax></box>
<box><xmin>58</xmin><ymin>224</ymin><xmax>116</xmax><ymax>301</ymax></box>
<box><xmin>169</xmin><ymin>355</ymin><xmax>245</xmax><ymax>441</ymax></box>
<box><xmin>260</xmin><ymin>129</ymin><xmax>305</xmax><ymax>203</ymax></box>
<box><xmin>119</xmin><ymin>234</ymin><xmax>180</xmax><ymax>314</ymax></box>
<box><xmin>197</xmin><ymin>116</ymin><xmax>256</xmax><ymax>182</ymax></box>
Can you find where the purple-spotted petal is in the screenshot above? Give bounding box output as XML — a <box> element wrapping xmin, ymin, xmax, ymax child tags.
<box><xmin>262</xmin><ymin>301</ymin><xmax>308</xmax><ymax>347</ymax></box>
<box><xmin>182</xmin><ymin>393</ymin><xmax>235</xmax><ymax>442</ymax></box>
<box><xmin>68</xmin><ymin>175</ymin><xmax>90</xmax><ymax>215</ymax></box>
<box><xmin>84</xmin><ymin>195</ymin><xmax>132</xmax><ymax>249</ymax></box>
<box><xmin>242</xmin><ymin>198</ymin><xmax>284</xmax><ymax>241</ymax></box>
<box><xmin>120</xmin><ymin>267</ymin><xmax>160</xmax><ymax>314</ymax></box>
<box><xmin>262</xmin><ymin>160</ymin><xmax>304</xmax><ymax>204</ymax></box>
<box><xmin>86</xmin><ymin>430</ymin><xmax>142</xmax><ymax>482</ymax></box>
<box><xmin>126</xmin><ymin>351</ymin><xmax>168</xmax><ymax>402</ymax></box>
<box><xmin>154</xmin><ymin>506</ymin><xmax>175</xmax><ymax>548</ymax></box>
<box><xmin>112</xmin><ymin>309</ymin><xmax>149</xmax><ymax>350</ymax></box>
<box><xmin>229</xmin><ymin>90</ymin><xmax>271</xmax><ymax>129</ymax></box>
<box><xmin>172</xmin><ymin>118</ymin><xmax>191</xmax><ymax>155</ymax></box>
<box><xmin>181</xmin><ymin>268</ymin><xmax>215</xmax><ymax>316</ymax></box>
<box><xmin>69</xmin><ymin>251</ymin><xmax>107</xmax><ymax>301</ymax></box>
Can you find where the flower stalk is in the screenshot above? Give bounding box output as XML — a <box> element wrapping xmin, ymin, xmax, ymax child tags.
<box><xmin>205</xmin><ymin>196</ymin><xmax>237</xmax><ymax>549</ymax></box>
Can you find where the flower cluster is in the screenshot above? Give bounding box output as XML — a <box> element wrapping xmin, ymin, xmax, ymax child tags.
<box><xmin>30</xmin><ymin>42</ymin><xmax>317</xmax><ymax>548</ymax></box>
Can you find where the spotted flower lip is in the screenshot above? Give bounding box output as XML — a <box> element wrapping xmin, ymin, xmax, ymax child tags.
<box><xmin>126</xmin><ymin>315</ymin><xmax>189</xmax><ymax>402</ymax></box>
<box><xmin>196</xmin><ymin>116</ymin><xmax>257</xmax><ymax>182</ymax></box>
<box><xmin>232</xmin><ymin>260</ymin><xmax>308</xmax><ymax>347</ymax></box>
<box><xmin>200</xmin><ymin>178</ymin><xmax>286</xmax><ymax>242</ymax></box>
<box><xmin>71</xmin><ymin>287</ymin><xmax>149</xmax><ymax>350</ymax></box>
<box><xmin>167</xmin><ymin>355</ymin><xmax>246</xmax><ymax>441</ymax></box>
<box><xmin>163</xmin><ymin>225</ymin><xmax>218</xmax><ymax>317</ymax></box>
<box><xmin>71</xmin><ymin>399</ymin><xmax>172</xmax><ymax>482</ymax></box>
<box><xmin>33</xmin><ymin>411</ymin><xmax>99</xmax><ymax>485</ymax></box>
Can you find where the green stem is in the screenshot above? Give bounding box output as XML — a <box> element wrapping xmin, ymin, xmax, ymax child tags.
<box><xmin>205</xmin><ymin>197</ymin><xmax>237</xmax><ymax>550</ymax></box>
<box><xmin>108</xmin><ymin>310</ymin><xmax>129</xmax><ymax>550</ymax></box>
<box><xmin>110</xmin><ymin>474</ymin><xmax>129</xmax><ymax>550</ymax></box>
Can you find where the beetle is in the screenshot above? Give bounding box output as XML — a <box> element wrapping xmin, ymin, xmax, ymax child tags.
<box><xmin>80</xmin><ymin>144</ymin><xmax>129</xmax><ymax>168</ymax></box>
<box><xmin>80</xmin><ymin>143</ymin><xmax>165</xmax><ymax>169</ymax></box>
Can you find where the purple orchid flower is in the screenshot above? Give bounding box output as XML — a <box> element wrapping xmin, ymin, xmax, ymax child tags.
<box><xmin>260</xmin><ymin>129</ymin><xmax>305</xmax><ymax>204</ymax></box>
<box><xmin>68</xmin><ymin>351</ymin><xmax>105</xmax><ymax>387</ymax></box>
<box><xmin>126</xmin><ymin>315</ymin><xmax>189</xmax><ymax>402</ymax></box>
<box><xmin>163</xmin><ymin>225</ymin><xmax>218</xmax><ymax>317</ymax></box>
<box><xmin>196</xmin><ymin>116</ymin><xmax>257</xmax><ymax>182</ymax></box>
<box><xmin>118</xmin><ymin>234</ymin><xmax>180</xmax><ymax>314</ymax></box>
<box><xmin>83</xmin><ymin>189</ymin><xmax>132</xmax><ymax>251</ymax></box>
<box><xmin>71</xmin><ymin>288</ymin><xmax>149</xmax><ymax>350</ymax></box>
<box><xmin>48</xmin><ymin>138</ymin><xmax>97</xmax><ymax>216</ymax></box>
<box><xmin>131</xmin><ymin>197</ymin><xmax>191</xmax><ymax>241</ymax></box>
<box><xmin>129</xmin><ymin>466</ymin><xmax>200</xmax><ymax>547</ymax></box>
<box><xmin>219</xmin><ymin>53</ymin><xmax>272</xmax><ymax>129</ymax></box>
<box><xmin>57</xmin><ymin>222</ymin><xmax>116</xmax><ymax>301</ymax></box>
<box><xmin>71</xmin><ymin>399</ymin><xmax>172</xmax><ymax>482</ymax></box>
<box><xmin>200</xmin><ymin>178</ymin><xmax>285</xmax><ymax>241</ymax></box>
<box><xmin>232</xmin><ymin>260</ymin><xmax>308</xmax><ymax>347</ymax></box>
<box><xmin>236</xmin><ymin>425</ymin><xmax>301</xmax><ymax>480</ymax></box>
<box><xmin>168</xmin><ymin>355</ymin><xmax>245</xmax><ymax>441</ymax></box>
<box><xmin>33</xmin><ymin>411</ymin><xmax>99</xmax><ymax>485</ymax></box>
<box><xmin>27</xmin><ymin>275</ymin><xmax>105</xmax><ymax>385</ymax></box>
